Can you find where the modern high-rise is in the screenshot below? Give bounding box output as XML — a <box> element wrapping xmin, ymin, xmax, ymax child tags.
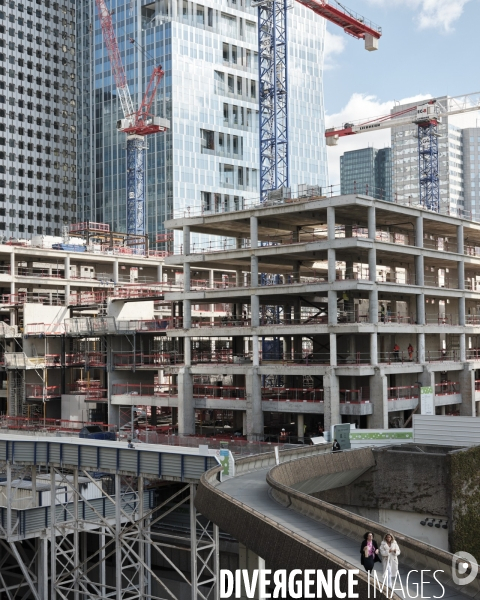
<box><xmin>391</xmin><ymin>97</ymin><xmax>465</xmax><ymax>215</ymax></box>
<box><xmin>0</xmin><ymin>0</ymin><xmax>77</xmax><ymax>237</ymax></box>
<box><xmin>77</xmin><ymin>0</ymin><xmax>328</xmax><ymax>240</ymax></box>
<box><xmin>340</xmin><ymin>147</ymin><xmax>392</xmax><ymax>201</ymax></box>
<box><xmin>462</xmin><ymin>127</ymin><xmax>480</xmax><ymax>222</ymax></box>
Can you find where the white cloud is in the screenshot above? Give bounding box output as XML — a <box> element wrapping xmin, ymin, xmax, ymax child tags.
<box><xmin>324</xmin><ymin>29</ymin><xmax>346</xmax><ymax>69</ymax></box>
<box><xmin>326</xmin><ymin>93</ymin><xmax>431</xmax><ymax>185</ymax></box>
<box><xmin>368</xmin><ymin>0</ymin><xmax>472</xmax><ymax>32</ymax></box>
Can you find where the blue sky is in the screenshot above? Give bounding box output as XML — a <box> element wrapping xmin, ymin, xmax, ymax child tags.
<box><xmin>322</xmin><ymin>0</ymin><xmax>479</xmax><ymax>183</ymax></box>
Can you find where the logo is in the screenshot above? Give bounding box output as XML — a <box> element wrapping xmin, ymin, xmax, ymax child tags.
<box><xmin>452</xmin><ymin>552</ymin><xmax>478</xmax><ymax>586</ymax></box>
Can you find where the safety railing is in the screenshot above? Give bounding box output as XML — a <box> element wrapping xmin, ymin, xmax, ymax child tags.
<box><xmin>465</xmin><ymin>245</ymin><xmax>480</xmax><ymax>258</ymax></box>
<box><xmin>261</xmin><ymin>387</ymin><xmax>324</xmax><ymax>402</ymax></box>
<box><xmin>1</xmin><ymin>292</ymin><xmax>66</xmax><ymax>306</ymax></box>
<box><xmin>464</xmin><ymin>279</ymin><xmax>480</xmax><ymax>291</ymax></box>
<box><xmin>376</xmin><ymin>273</ymin><xmax>414</xmax><ymax>285</ymax></box>
<box><xmin>375</xmin><ymin>230</ymin><xmax>413</xmax><ymax>246</ymax></box>
<box><xmin>423</xmin><ymin>276</ymin><xmax>457</xmax><ymax>289</ymax></box>
<box><xmin>113</xmin><ymin>352</ymin><xmax>185</xmax><ymax>367</ymax></box>
<box><xmin>116</xmin><ymin>318</ymin><xmax>178</xmax><ymax>332</ymax></box>
<box><xmin>0</xmin><ymin>322</ymin><xmax>18</xmax><ymax>337</ymax></box>
<box><xmin>15</xmin><ymin>266</ymin><xmax>66</xmax><ymax>279</ymax></box>
<box><xmin>336</xmin><ymin>352</ymin><xmax>371</xmax><ymax>365</ymax></box>
<box><xmin>425</xmin><ymin>314</ymin><xmax>457</xmax><ymax>325</ymax></box>
<box><xmin>0</xmin><ymin>415</ymin><xmax>117</xmax><ymax>433</ymax></box>
<box><xmin>24</xmin><ymin>322</ymin><xmax>66</xmax><ymax>336</ymax></box>
<box><xmin>434</xmin><ymin>381</ymin><xmax>460</xmax><ymax>396</ymax></box>
<box><xmin>475</xmin><ymin>379</ymin><xmax>480</xmax><ymax>391</ymax></box>
<box><xmin>336</xmin><ymin>268</ymin><xmax>370</xmax><ymax>281</ymax></box>
<box><xmin>378</xmin><ymin>313</ymin><xmax>413</xmax><ymax>324</ymax></box>
<box><xmin>379</xmin><ymin>351</ymin><xmax>417</xmax><ymax>364</ymax></box>
<box><xmin>426</xmin><ymin>350</ymin><xmax>459</xmax><ymax>362</ymax></box>
<box><xmin>68</xmin><ymin>380</ymin><xmax>107</xmax><ymax>401</ymax></box>
<box><xmin>69</xmin><ymin>291</ymin><xmax>107</xmax><ymax>306</ymax></box>
<box><xmin>25</xmin><ymin>384</ymin><xmax>61</xmax><ymax>399</ymax></box>
<box><xmin>466</xmin><ymin>349</ymin><xmax>480</xmax><ymax>360</ymax></box>
<box><xmin>388</xmin><ymin>385</ymin><xmax>418</xmax><ymax>401</ymax></box>
<box><xmin>65</xmin><ymin>317</ymin><xmax>117</xmax><ymax>335</ymax></box>
<box><xmin>423</xmin><ymin>238</ymin><xmax>457</xmax><ymax>252</ymax></box>
<box><xmin>64</xmin><ymin>353</ymin><xmax>86</xmax><ymax>366</ymax></box>
<box><xmin>193</xmin><ymin>385</ymin><xmax>246</xmax><ymax>399</ymax></box>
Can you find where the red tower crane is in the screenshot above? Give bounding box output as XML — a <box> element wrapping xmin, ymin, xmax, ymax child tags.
<box><xmin>94</xmin><ymin>0</ymin><xmax>169</xmax><ymax>236</ymax></box>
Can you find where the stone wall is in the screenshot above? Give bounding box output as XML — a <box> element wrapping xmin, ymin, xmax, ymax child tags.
<box><xmin>315</xmin><ymin>446</ymin><xmax>450</xmax><ymax>515</ymax></box>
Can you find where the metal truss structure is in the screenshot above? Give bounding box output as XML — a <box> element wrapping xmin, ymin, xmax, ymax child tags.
<box><xmin>127</xmin><ymin>136</ymin><xmax>146</xmax><ymax>237</ymax></box>
<box><xmin>418</xmin><ymin>122</ymin><xmax>440</xmax><ymax>213</ymax></box>
<box><xmin>0</xmin><ymin>460</ymin><xmax>219</xmax><ymax>600</ymax></box>
<box><xmin>256</xmin><ymin>0</ymin><xmax>289</xmax><ymax>203</ymax></box>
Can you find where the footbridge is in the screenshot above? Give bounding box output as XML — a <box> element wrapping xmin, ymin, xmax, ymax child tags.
<box><xmin>0</xmin><ymin>434</ymin><xmax>220</xmax><ymax>600</ymax></box>
<box><xmin>196</xmin><ymin>445</ymin><xmax>480</xmax><ymax>600</ymax></box>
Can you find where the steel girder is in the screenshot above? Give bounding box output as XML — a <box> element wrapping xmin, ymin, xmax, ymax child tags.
<box><xmin>258</xmin><ymin>0</ymin><xmax>289</xmax><ymax>202</ymax></box>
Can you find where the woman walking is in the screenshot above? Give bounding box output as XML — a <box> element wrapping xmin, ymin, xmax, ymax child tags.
<box><xmin>379</xmin><ymin>532</ymin><xmax>401</xmax><ymax>587</ymax></box>
<box><xmin>360</xmin><ymin>532</ymin><xmax>380</xmax><ymax>573</ymax></box>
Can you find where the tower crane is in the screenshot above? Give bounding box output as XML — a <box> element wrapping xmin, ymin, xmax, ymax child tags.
<box><xmin>252</xmin><ymin>0</ymin><xmax>382</xmax><ymax>202</ymax></box>
<box><xmin>94</xmin><ymin>0</ymin><xmax>169</xmax><ymax>238</ymax></box>
<box><xmin>325</xmin><ymin>91</ymin><xmax>480</xmax><ymax>213</ymax></box>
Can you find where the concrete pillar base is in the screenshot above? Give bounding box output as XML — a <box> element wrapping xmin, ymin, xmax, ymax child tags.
<box><xmin>368</xmin><ymin>369</ymin><xmax>388</xmax><ymax>429</ymax></box>
<box><xmin>246</xmin><ymin>369</ymin><xmax>263</xmax><ymax>440</ymax></box>
<box><xmin>323</xmin><ymin>369</ymin><xmax>340</xmax><ymax>430</ymax></box>
<box><xmin>178</xmin><ymin>367</ymin><xmax>195</xmax><ymax>435</ymax></box>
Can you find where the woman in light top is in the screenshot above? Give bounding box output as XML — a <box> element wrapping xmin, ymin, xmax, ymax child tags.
<box><xmin>379</xmin><ymin>532</ymin><xmax>401</xmax><ymax>587</ymax></box>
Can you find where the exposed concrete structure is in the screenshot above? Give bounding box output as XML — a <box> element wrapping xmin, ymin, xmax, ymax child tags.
<box><xmin>165</xmin><ymin>193</ymin><xmax>480</xmax><ymax>438</ymax></box>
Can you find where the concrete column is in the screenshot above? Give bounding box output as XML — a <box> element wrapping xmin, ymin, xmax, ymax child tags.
<box><xmin>251</xmin><ymin>294</ymin><xmax>259</xmax><ymax>327</ymax></box>
<box><xmin>245</xmin><ymin>369</ymin><xmax>263</xmax><ymax>440</ymax></box>
<box><xmin>243</xmin><ymin>411</ymin><xmax>247</xmax><ymax>435</ymax></box>
<box><xmin>329</xmin><ymin>333</ymin><xmax>337</xmax><ymax>367</ymax></box>
<box><xmin>252</xmin><ymin>335</ymin><xmax>259</xmax><ymax>366</ymax></box>
<box><xmin>457</xmin><ymin>224</ymin><xmax>464</xmax><ymax>254</ymax></box>
<box><xmin>113</xmin><ymin>259</ymin><xmax>119</xmax><ymax>283</ymax></box>
<box><xmin>368</xmin><ymin>370</ymin><xmax>388</xmax><ymax>429</ymax></box>
<box><xmin>460</xmin><ymin>333</ymin><xmax>466</xmax><ymax>362</ymax></box>
<box><xmin>368</xmin><ymin>248</ymin><xmax>376</xmax><ymax>282</ymax></box>
<box><xmin>418</xmin><ymin>332</ymin><xmax>425</xmax><ymax>363</ymax></box>
<box><xmin>328</xmin><ymin>291</ymin><xmax>337</xmax><ymax>326</ymax></box>
<box><xmin>368</xmin><ymin>205</ymin><xmax>376</xmax><ymax>239</ymax></box>
<box><xmin>415</xmin><ymin>255</ymin><xmax>424</xmax><ymax>286</ymax></box>
<box><xmin>327</xmin><ymin>206</ymin><xmax>335</xmax><ymax>240</ymax></box>
<box><xmin>345</xmin><ymin>225</ymin><xmax>353</xmax><ymax>238</ymax></box>
<box><xmin>415</xmin><ymin>215</ymin><xmax>423</xmax><ymax>247</ymax></box>
<box><xmin>370</xmin><ymin>333</ymin><xmax>378</xmax><ymax>366</ymax></box>
<box><xmin>458</xmin><ymin>260</ymin><xmax>465</xmax><ymax>290</ymax></box>
<box><xmin>459</xmin><ymin>297</ymin><xmax>466</xmax><ymax>327</ymax></box>
<box><xmin>323</xmin><ymin>369</ymin><xmax>340</xmax><ymax>430</ymax></box>
<box><xmin>251</xmin><ymin>255</ymin><xmax>258</xmax><ymax>287</ymax></box>
<box><xmin>250</xmin><ymin>216</ymin><xmax>258</xmax><ymax>247</ymax></box>
<box><xmin>183</xmin><ymin>225</ymin><xmax>191</xmax><ymax>255</ymax></box>
<box><xmin>297</xmin><ymin>414</ymin><xmax>304</xmax><ymax>438</ymax></box>
<box><xmin>157</xmin><ymin>263</ymin><xmax>163</xmax><ymax>283</ymax></box>
<box><xmin>236</xmin><ymin>269</ymin><xmax>242</xmax><ymax>287</ymax></box>
<box><xmin>184</xmin><ymin>299</ymin><xmax>191</xmax><ymax>329</ymax></box>
<box><xmin>328</xmin><ymin>248</ymin><xmax>336</xmax><ymax>282</ymax></box>
<box><xmin>64</xmin><ymin>254</ymin><xmax>70</xmax><ymax>279</ymax></box>
<box><xmin>184</xmin><ymin>262</ymin><xmax>191</xmax><ymax>291</ymax></box>
<box><xmin>10</xmin><ymin>251</ymin><xmax>14</xmax><ymax>294</ymax></box>
<box><xmin>178</xmin><ymin>367</ymin><xmax>195</xmax><ymax>435</ymax></box>
<box><xmin>38</xmin><ymin>536</ymin><xmax>49</xmax><ymax>599</ymax></box>
<box><xmin>416</xmin><ymin>293</ymin><xmax>425</xmax><ymax>325</ymax></box>
<box><xmin>369</xmin><ymin>289</ymin><xmax>378</xmax><ymax>324</ymax></box>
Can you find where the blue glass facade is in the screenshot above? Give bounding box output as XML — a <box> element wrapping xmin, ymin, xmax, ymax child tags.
<box><xmin>340</xmin><ymin>147</ymin><xmax>392</xmax><ymax>202</ymax></box>
<box><xmin>77</xmin><ymin>0</ymin><xmax>328</xmax><ymax>241</ymax></box>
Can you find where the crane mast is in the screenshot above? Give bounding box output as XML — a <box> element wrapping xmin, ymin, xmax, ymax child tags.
<box><xmin>326</xmin><ymin>92</ymin><xmax>480</xmax><ymax>213</ymax></box>
<box><xmin>94</xmin><ymin>0</ymin><xmax>169</xmax><ymax>238</ymax></box>
<box><xmin>252</xmin><ymin>0</ymin><xmax>381</xmax><ymax>203</ymax></box>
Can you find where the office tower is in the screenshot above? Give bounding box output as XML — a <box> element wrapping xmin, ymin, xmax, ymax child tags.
<box><xmin>340</xmin><ymin>147</ymin><xmax>392</xmax><ymax>201</ymax></box>
<box><xmin>391</xmin><ymin>97</ymin><xmax>464</xmax><ymax>215</ymax></box>
<box><xmin>0</xmin><ymin>0</ymin><xmax>77</xmax><ymax>236</ymax></box>
<box><xmin>462</xmin><ymin>127</ymin><xmax>480</xmax><ymax>222</ymax></box>
<box><xmin>77</xmin><ymin>0</ymin><xmax>328</xmax><ymax>239</ymax></box>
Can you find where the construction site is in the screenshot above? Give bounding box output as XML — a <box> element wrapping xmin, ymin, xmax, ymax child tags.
<box><xmin>0</xmin><ymin>0</ymin><xmax>479</xmax><ymax>594</ymax></box>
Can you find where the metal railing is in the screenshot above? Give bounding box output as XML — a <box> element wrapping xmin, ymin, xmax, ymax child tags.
<box><xmin>388</xmin><ymin>385</ymin><xmax>418</xmax><ymax>401</ymax></box>
<box><xmin>0</xmin><ymin>415</ymin><xmax>117</xmax><ymax>433</ymax></box>
<box><xmin>113</xmin><ymin>352</ymin><xmax>185</xmax><ymax>367</ymax></box>
<box><xmin>434</xmin><ymin>381</ymin><xmax>460</xmax><ymax>396</ymax></box>
<box><xmin>25</xmin><ymin>384</ymin><xmax>61</xmax><ymax>399</ymax></box>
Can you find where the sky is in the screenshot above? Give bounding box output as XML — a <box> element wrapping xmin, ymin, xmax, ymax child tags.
<box><xmin>323</xmin><ymin>0</ymin><xmax>480</xmax><ymax>184</ymax></box>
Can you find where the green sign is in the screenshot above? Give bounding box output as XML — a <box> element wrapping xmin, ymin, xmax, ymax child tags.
<box><xmin>350</xmin><ymin>431</ymin><xmax>413</xmax><ymax>440</ymax></box>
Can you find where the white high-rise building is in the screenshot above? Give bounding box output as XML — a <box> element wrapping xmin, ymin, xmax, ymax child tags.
<box><xmin>391</xmin><ymin>97</ymin><xmax>465</xmax><ymax>216</ymax></box>
<box><xmin>77</xmin><ymin>0</ymin><xmax>328</xmax><ymax>242</ymax></box>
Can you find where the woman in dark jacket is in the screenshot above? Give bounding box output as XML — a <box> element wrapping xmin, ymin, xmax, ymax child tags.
<box><xmin>360</xmin><ymin>531</ymin><xmax>381</xmax><ymax>572</ymax></box>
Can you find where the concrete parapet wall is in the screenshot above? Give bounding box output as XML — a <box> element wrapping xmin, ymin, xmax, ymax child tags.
<box><xmin>266</xmin><ymin>449</ymin><xmax>480</xmax><ymax>599</ymax></box>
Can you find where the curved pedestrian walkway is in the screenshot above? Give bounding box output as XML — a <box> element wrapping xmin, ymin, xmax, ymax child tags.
<box><xmin>195</xmin><ymin>446</ymin><xmax>479</xmax><ymax>600</ymax></box>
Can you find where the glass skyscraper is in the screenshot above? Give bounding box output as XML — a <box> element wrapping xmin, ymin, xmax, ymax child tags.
<box><xmin>340</xmin><ymin>147</ymin><xmax>392</xmax><ymax>202</ymax></box>
<box><xmin>77</xmin><ymin>0</ymin><xmax>328</xmax><ymax>241</ymax></box>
